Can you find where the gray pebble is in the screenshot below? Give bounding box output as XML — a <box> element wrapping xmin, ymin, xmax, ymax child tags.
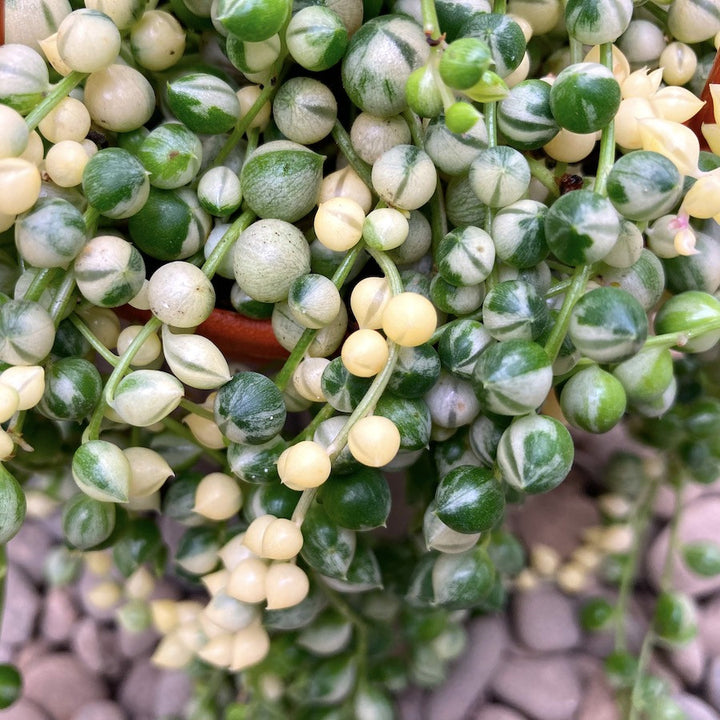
<box><xmin>425</xmin><ymin>615</ymin><xmax>510</xmax><ymax>720</ymax></box>
<box><xmin>0</xmin><ymin>565</ymin><xmax>40</xmax><ymax>647</ymax></box>
<box><xmin>705</xmin><ymin>656</ymin><xmax>720</xmax><ymax>713</ymax></box>
<box><xmin>666</xmin><ymin>636</ymin><xmax>706</xmax><ymax>686</ymax></box>
<box><xmin>647</xmin><ymin>495</ymin><xmax>720</xmax><ymax>597</ymax></box>
<box><xmin>71</xmin><ymin>700</ymin><xmax>127</xmax><ymax>720</ymax></box>
<box><xmin>6</xmin><ymin>521</ymin><xmax>52</xmax><ymax>582</ymax></box>
<box><xmin>23</xmin><ymin>653</ymin><xmax>106</xmax><ymax>720</ymax></box>
<box><xmin>673</xmin><ymin>694</ymin><xmax>720</xmax><ymax>720</ymax></box>
<box><xmin>154</xmin><ymin>670</ymin><xmax>193</xmax><ymax>718</ymax></box>
<box><xmin>41</xmin><ymin>587</ymin><xmax>78</xmax><ymax>645</ymax></box>
<box><xmin>118</xmin><ymin>625</ymin><xmax>159</xmax><ymax>658</ymax></box>
<box><xmin>699</xmin><ymin>596</ymin><xmax>720</xmax><ymax>657</ymax></box>
<box><xmin>513</xmin><ymin>584</ymin><xmax>580</xmax><ymax>652</ymax></box>
<box><xmin>118</xmin><ymin>659</ymin><xmax>163</xmax><ymax>718</ymax></box>
<box><xmin>473</xmin><ymin>705</ymin><xmax>527</xmax><ymax>720</ymax></box>
<box><xmin>0</xmin><ymin>699</ymin><xmax>51</xmax><ymax>720</ymax></box>
<box><xmin>71</xmin><ymin>618</ymin><xmax>126</xmax><ymax>679</ymax></box>
<box><xmin>576</xmin><ymin>664</ymin><xmax>620</xmax><ymax>720</ymax></box>
<box><xmin>507</xmin><ymin>474</ymin><xmax>599</xmax><ymax>559</ymax></box>
<box><xmin>491</xmin><ymin>653</ymin><xmax>582</xmax><ymax>720</ymax></box>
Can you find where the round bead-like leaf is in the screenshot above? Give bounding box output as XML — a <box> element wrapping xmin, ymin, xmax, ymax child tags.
<box><xmin>568</xmin><ymin>287</ymin><xmax>648</xmax><ymax>363</ymax></box>
<box><xmin>167</xmin><ymin>73</ymin><xmax>240</xmax><ymax>135</ymax></box>
<box><xmin>435</xmin><ymin>465</ymin><xmax>505</xmax><ymax>534</ymax></box>
<box><xmin>319</xmin><ymin>467</ymin><xmax>391</xmax><ymax>531</ymax></box>
<box><xmin>654</xmin><ymin>290</ymin><xmax>720</xmax><ymax>353</ymax></box>
<box><xmin>214</xmin><ymin>371</ymin><xmax>286</xmax><ymax>444</ymax></box>
<box><xmin>560</xmin><ymin>364</ymin><xmax>627</xmax><ymax>433</ymax></box>
<box><xmin>62</xmin><ymin>493</ymin><xmax>116</xmax><ymax>550</ymax></box>
<box><xmin>544</xmin><ymin>189</ymin><xmax>620</xmax><ymax>266</ymax></box>
<box><xmin>473</xmin><ymin>339</ymin><xmax>552</xmax><ymax>415</ymax></box>
<box><xmin>497</xmin><ymin>79</ymin><xmax>559</xmax><ymax>150</ymax></box>
<box><xmin>72</xmin><ymin>440</ymin><xmax>131</xmax><ymax>503</ymax></box>
<box><xmin>0</xmin><ymin>466</ymin><xmax>25</xmax><ymax>544</ymax></box>
<box><xmin>497</xmin><ymin>414</ymin><xmax>574</xmax><ymax>494</ymax></box>
<box><xmin>431</xmin><ymin>546</ymin><xmax>496</xmax><ymax>609</ymax></box>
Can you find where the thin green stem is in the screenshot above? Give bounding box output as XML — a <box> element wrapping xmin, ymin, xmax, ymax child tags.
<box><xmin>68</xmin><ymin>314</ymin><xmax>119</xmax><ymax>366</ymax></box>
<box><xmin>628</xmin><ymin>630</ymin><xmax>656</xmax><ymax>720</ymax></box>
<box><xmin>49</xmin><ymin>272</ymin><xmax>77</xmax><ymax>326</ymax></box>
<box><xmin>420</xmin><ymin>0</ymin><xmax>442</xmax><ymax>36</ymax></box>
<box><xmin>484</xmin><ymin>100</ymin><xmax>498</xmax><ymax>148</ymax></box>
<box><xmin>613</xmin><ymin>475</ymin><xmax>660</xmax><ymax>652</ymax></box>
<box><xmin>661</xmin><ymin>474</ymin><xmax>685</xmax><ymax>591</ymax></box>
<box><xmin>545</xmin><ymin>276</ymin><xmax>574</xmax><ymax>298</ymax></box>
<box><xmin>24</xmin><ymin>71</ymin><xmax>87</xmax><ymax>132</ymax></box>
<box><xmin>178</xmin><ymin>399</ymin><xmax>215</xmax><ymax>421</ymax></box>
<box><xmin>22</xmin><ymin>267</ymin><xmax>60</xmax><ymax>303</ymax></box>
<box><xmin>429</xmin><ymin>182</ymin><xmax>447</xmax><ymax>255</ymax></box>
<box><xmin>213</xmin><ymin>65</ymin><xmax>285</xmax><ymax>167</ymax></box>
<box><xmin>642</xmin><ymin>317</ymin><xmax>720</xmax><ymax>350</ymax></box>
<box><xmin>403</xmin><ymin>108</ymin><xmax>425</xmax><ymax>149</ymax></box>
<box><xmin>543</xmin><ymin>264</ymin><xmax>593</xmax><ymax>362</ymax></box>
<box><xmin>83</xmin><ymin>316</ymin><xmax>162</xmax><ymax>442</ymax></box>
<box><xmin>291</xmin><ymin>486</ymin><xmax>318</xmax><ymax>524</ymax></box>
<box><xmin>103</xmin><ymin>317</ymin><xmax>162</xmax><ymax>404</ymax></box>
<box><xmin>294</xmin><ymin>402</ymin><xmax>336</xmax><ymax>442</ymax></box>
<box><xmin>201</xmin><ymin>209</ymin><xmax>255</xmax><ymax>279</ymax></box>
<box><xmin>594</xmin><ymin>43</ymin><xmax>616</xmax><ymax>198</ymax></box>
<box><xmin>274</xmin><ymin>243</ymin><xmax>365</xmax><ymax>392</ymax></box>
<box><xmin>83</xmin><ymin>206</ymin><xmax>100</xmax><ymax>236</ymax></box>
<box><xmin>331</xmin><ymin>121</ymin><xmax>374</xmax><ymax>189</ymax></box>
<box><xmin>527</xmin><ymin>156</ymin><xmax>560</xmax><ymax>199</ymax></box>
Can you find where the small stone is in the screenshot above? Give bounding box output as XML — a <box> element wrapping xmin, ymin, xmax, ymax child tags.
<box><xmin>673</xmin><ymin>694</ymin><xmax>720</xmax><ymax>720</ymax></box>
<box><xmin>699</xmin><ymin>596</ymin><xmax>720</xmax><ymax>657</ymax></box>
<box><xmin>41</xmin><ymin>587</ymin><xmax>78</xmax><ymax>644</ymax></box>
<box><xmin>118</xmin><ymin>659</ymin><xmax>162</xmax><ymax>718</ymax></box>
<box><xmin>705</xmin><ymin>656</ymin><xmax>720</xmax><ymax>713</ymax></box>
<box><xmin>666</xmin><ymin>636</ymin><xmax>706</xmax><ymax>686</ymax></box>
<box><xmin>16</xmin><ymin>640</ymin><xmax>50</xmax><ymax>673</ymax></box>
<box><xmin>23</xmin><ymin>653</ymin><xmax>106</xmax><ymax>720</ymax></box>
<box><xmin>72</xmin><ymin>618</ymin><xmax>126</xmax><ymax>678</ymax></box>
<box><xmin>425</xmin><ymin>615</ymin><xmax>510</xmax><ymax>720</ymax></box>
<box><xmin>154</xmin><ymin>670</ymin><xmax>193</xmax><ymax>718</ymax></box>
<box><xmin>0</xmin><ymin>699</ymin><xmax>51</xmax><ymax>720</ymax></box>
<box><xmin>491</xmin><ymin>654</ymin><xmax>582</xmax><ymax>720</ymax></box>
<box><xmin>397</xmin><ymin>686</ymin><xmax>426</xmax><ymax>720</ymax></box>
<box><xmin>647</xmin><ymin>495</ymin><xmax>720</xmax><ymax>597</ymax></box>
<box><xmin>6</xmin><ymin>520</ymin><xmax>52</xmax><ymax>582</ymax></box>
<box><xmin>0</xmin><ymin>565</ymin><xmax>41</xmax><ymax>646</ymax></box>
<box><xmin>473</xmin><ymin>705</ymin><xmax>527</xmax><ymax>720</ymax></box>
<box><xmin>77</xmin><ymin>567</ymin><xmax>122</xmax><ymax>622</ymax></box>
<box><xmin>577</xmin><ymin>664</ymin><xmax>620</xmax><ymax>720</ymax></box>
<box><xmin>513</xmin><ymin>583</ymin><xmax>581</xmax><ymax>652</ymax></box>
<box><xmin>118</xmin><ymin>625</ymin><xmax>159</xmax><ymax>658</ymax></box>
<box><xmin>71</xmin><ymin>700</ymin><xmax>127</xmax><ymax>720</ymax></box>
<box><xmin>507</xmin><ymin>473</ymin><xmax>599</xmax><ymax>559</ymax></box>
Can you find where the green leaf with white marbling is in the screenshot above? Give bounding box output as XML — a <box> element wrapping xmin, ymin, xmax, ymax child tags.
<box><xmin>497</xmin><ymin>414</ymin><xmax>574</xmax><ymax>494</ymax></box>
<box><xmin>161</xmin><ymin>325</ymin><xmax>231</xmax><ymax>390</ymax></box>
<box><xmin>72</xmin><ymin>440</ymin><xmax>131</xmax><ymax>503</ymax></box>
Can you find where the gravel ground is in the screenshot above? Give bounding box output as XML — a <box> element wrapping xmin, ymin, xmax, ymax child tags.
<box><xmin>3</xmin><ymin>429</ymin><xmax>720</xmax><ymax>719</ymax></box>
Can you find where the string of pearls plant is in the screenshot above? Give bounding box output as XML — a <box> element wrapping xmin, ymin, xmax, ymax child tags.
<box><xmin>2</xmin><ymin>0</ymin><xmax>720</xmax><ymax>716</ymax></box>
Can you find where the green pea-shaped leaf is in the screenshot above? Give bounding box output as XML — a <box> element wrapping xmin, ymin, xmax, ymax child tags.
<box><xmin>110</xmin><ymin>369</ymin><xmax>184</xmax><ymax>427</ymax></box>
<box><xmin>654</xmin><ymin>290</ymin><xmax>720</xmax><ymax>353</ymax></box>
<box><xmin>241</xmin><ymin>141</ymin><xmax>324</xmax><ymax>223</ymax></box>
<box><xmin>497</xmin><ymin>414</ymin><xmax>574</xmax><ymax>494</ymax></box>
<box><xmin>228</xmin><ymin>436</ymin><xmax>287</xmax><ymax>485</ymax></box>
<box><xmin>243</xmin><ymin>482</ymin><xmax>300</xmax><ymax>523</ymax></box>
<box><xmin>431</xmin><ymin>546</ymin><xmax>495</xmax><ymax>609</ymax></box>
<box><xmin>38</xmin><ymin>357</ymin><xmax>102</xmax><ymax>421</ymax></box>
<box><xmin>161</xmin><ymin>325</ymin><xmax>231</xmax><ymax>390</ymax></box>
<box><xmin>559</xmin><ymin>364</ymin><xmax>627</xmax><ymax>433</ymax></box>
<box><xmin>375</xmin><ymin>394</ymin><xmax>431</xmax><ymax>452</ymax></box>
<box><xmin>214</xmin><ymin>371</ymin><xmax>286</xmax><ymax>444</ymax></box>
<box><xmin>0</xmin><ymin>465</ymin><xmax>25</xmax><ymax>544</ymax></box>
<box><xmin>568</xmin><ymin>286</ymin><xmax>648</xmax><ymax>363</ymax></box>
<box><xmin>319</xmin><ymin>467</ymin><xmax>390</xmax><ymax>531</ymax></box>
<box><xmin>167</xmin><ymin>73</ymin><xmax>240</xmax><ymax>135</ymax></box>
<box><xmin>175</xmin><ymin>525</ymin><xmax>221</xmax><ymax>576</ymax></box>
<box><xmin>473</xmin><ymin>339</ymin><xmax>552</xmax><ymax>416</ymax></box>
<box><xmin>682</xmin><ymin>541</ymin><xmax>720</xmax><ymax>577</ymax></box>
<box><xmin>301</xmin><ymin>503</ymin><xmax>356</xmax><ymax>580</ymax></box>
<box><xmin>138</xmin><ymin>122</ymin><xmax>203</xmax><ymax>189</ymax></box>
<box><xmin>653</xmin><ymin>590</ymin><xmax>698</xmax><ymax>645</ymax></box>
<box><xmin>112</xmin><ymin>517</ymin><xmax>165</xmax><ymax>577</ymax></box>
<box><xmin>435</xmin><ymin>465</ymin><xmax>505</xmax><ymax>534</ymax></box>
<box><xmin>72</xmin><ymin>440</ymin><xmax>131</xmax><ymax>503</ymax></box>
<box><xmin>62</xmin><ymin>493</ymin><xmax>116</xmax><ymax>550</ymax></box>
<box><xmin>290</xmin><ymin>653</ymin><xmax>357</xmax><ymax>708</ymax></box>
<box><xmin>322</xmin><ymin>541</ymin><xmax>383</xmax><ymax>593</ymax></box>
